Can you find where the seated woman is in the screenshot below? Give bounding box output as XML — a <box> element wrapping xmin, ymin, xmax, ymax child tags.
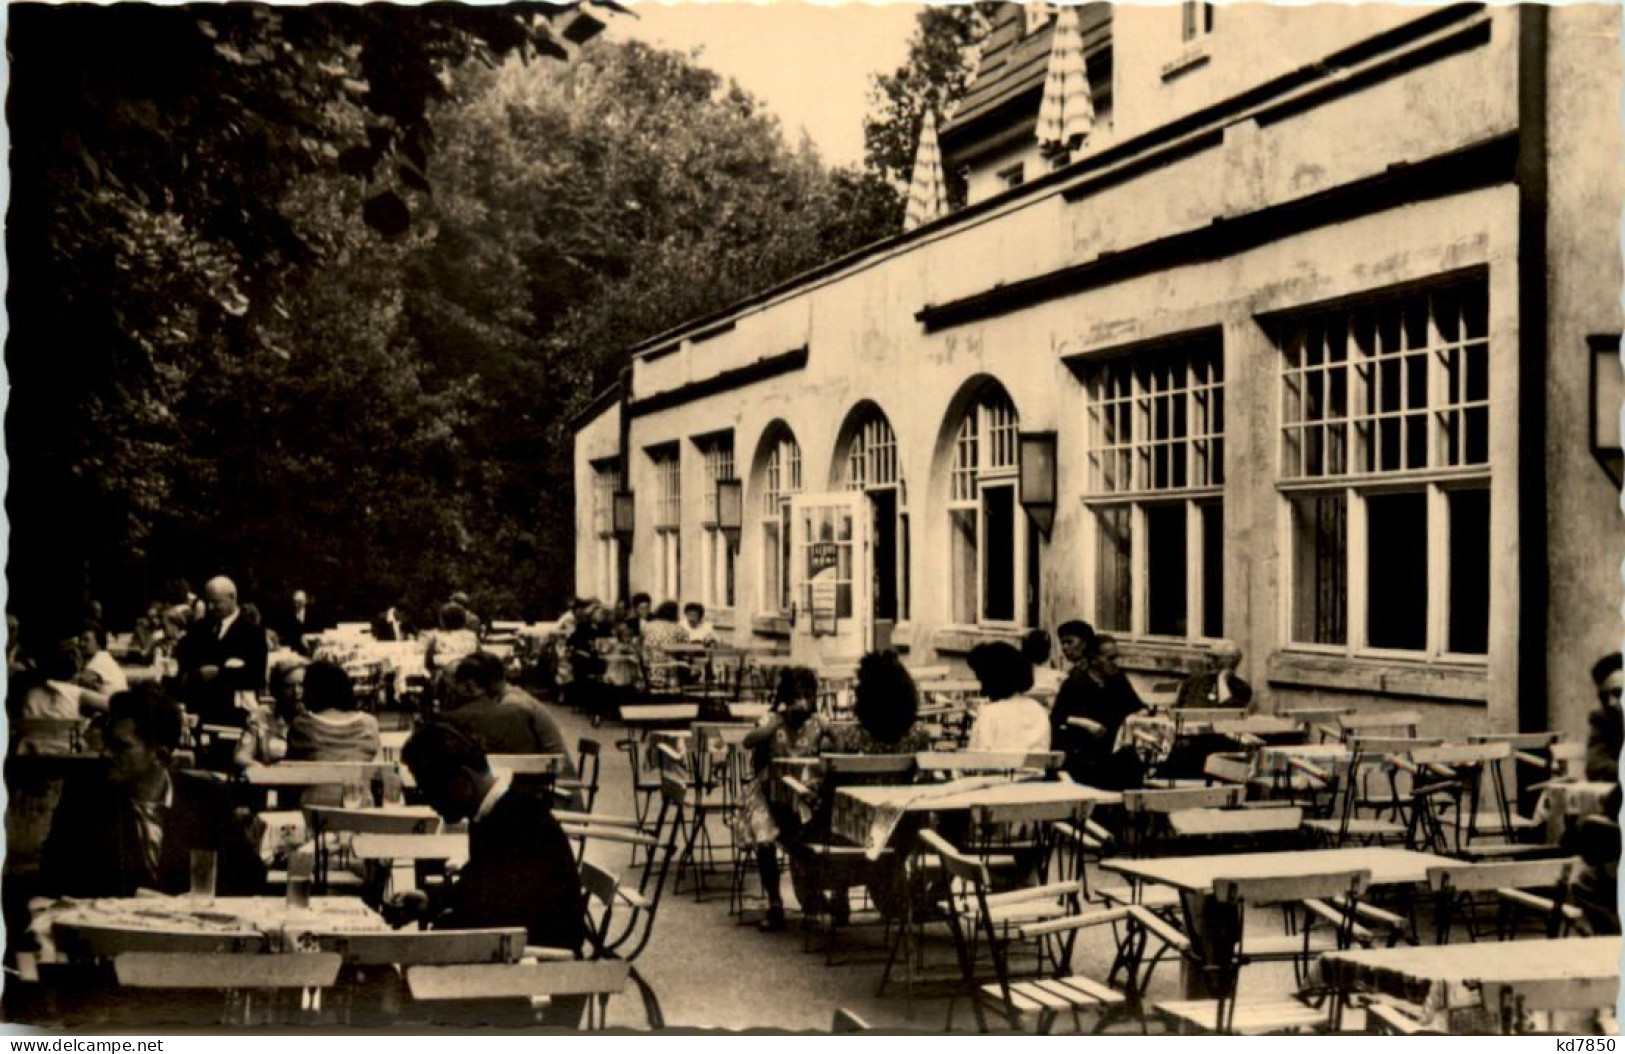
<box><xmin>287</xmin><ymin>660</ymin><xmax>380</xmax><ymax>762</ymax></box>
<box><xmin>637</xmin><ymin>601</ymin><xmax>687</xmax><ymax>690</ymax></box>
<box><xmin>798</xmin><ymin>652</ymin><xmax>929</xmax><ymax>924</ymax></box>
<box><xmin>234</xmin><ymin>657</ymin><xmax>307</xmax><ymax>768</ymax></box>
<box><xmin>16</xmin><ymin>639</ymin><xmax>110</xmax><ymax>754</ymax></box>
<box><xmin>965</xmin><ymin>642</ymin><xmax>1050</xmax><ymax>754</ymax></box>
<box><xmin>733</xmin><ymin>666</ymin><xmax>825</xmax><ymax>932</ymax></box>
<box><xmin>424</xmin><ymin>602</ymin><xmax>480</xmax><ymax>675</ymax></box>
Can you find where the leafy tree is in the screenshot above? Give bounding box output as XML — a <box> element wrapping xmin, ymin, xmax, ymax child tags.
<box><xmin>862</xmin><ymin>3</ymin><xmax>999</xmax><ymax>209</ymax></box>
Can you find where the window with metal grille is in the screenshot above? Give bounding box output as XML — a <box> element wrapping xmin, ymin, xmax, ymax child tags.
<box><xmin>591</xmin><ymin>462</ymin><xmax>620</xmax><ymax>539</ymax></box>
<box><xmin>839</xmin><ymin>409</ymin><xmax>908</xmax><ymax>621</ymax></box>
<box><xmin>1274</xmin><ymin>276</ymin><xmax>1490</xmax><ymax>657</ymax></box>
<box><xmin>1082</xmin><ymin>335</ymin><xmax>1225</xmax><ymax>639</ymax></box>
<box><xmin>697</xmin><ymin>435</ymin><xmax>736</xmax><ymax>611</ymax></box>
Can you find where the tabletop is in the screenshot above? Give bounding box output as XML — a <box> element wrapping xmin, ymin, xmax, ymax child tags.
<box><xmin>833</xmin><ymin>779</ymin><xmax>1120</xmax><ymax>857</ymax></box>
<box><xmin>618</xmin><ymin>704</ymin><xmax>700</xmax><ymax>724</ymax></box>
<box><xmin>1319</xmin><ymin>936</ymin><xmax>1621</xmax><ymax>1020</ymax></box>
<box><xmin>1101</xmin><ymin>846</ymin><xmax>1460</xmax><ymax>893</ymax></box>
<box><xmin>1254</xmin><ymin>742</ymin><xmax>1352</xmax><ymax>775</ymax></box>
<box><xmin>31</xmin><ymin>895</ymin><xmax>387</xmax><ymax>965</ymax></box>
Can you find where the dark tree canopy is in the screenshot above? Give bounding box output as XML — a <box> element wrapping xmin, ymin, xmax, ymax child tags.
<box><xmin>6</xmin><ymin>6</ymin><xmax>896</xmax><ymax>641</ymax></box>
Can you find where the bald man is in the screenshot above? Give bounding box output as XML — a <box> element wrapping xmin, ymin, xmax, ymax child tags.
<box><xmin>175</xmin><ymin>576</ymin><xmax>269</xmax><ymax>727</ymax></box>
<box><xmin>1174</xmin><ymin>639</ymin><xmax>1253</xmax><ymax>710</ymax></box>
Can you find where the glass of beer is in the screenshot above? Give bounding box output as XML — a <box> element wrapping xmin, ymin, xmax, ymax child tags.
<box><xmin>189</xmin><ymin>849</ymin><xmax>217</xmax><ymax>905</ymax></box>
<box><xmin>285</xmin><ymin>848</ymin><xmax>313</xmax><ymax>912</ymax></box>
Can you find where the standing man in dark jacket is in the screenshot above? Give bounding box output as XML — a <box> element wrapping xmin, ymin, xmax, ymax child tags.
<box><xmin>42</xmin><ymin>687</ymin><xmax>266</xmax><ymax>898</ymax></box>
<box><xmin>174</xmin><ymin>576</ymin><xmax>268</xmax><ymax>727</ymax></box>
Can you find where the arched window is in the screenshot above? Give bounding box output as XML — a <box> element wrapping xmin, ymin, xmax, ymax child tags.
<box><xmin>836</xmin><ymin>407</ymin><xmax>909</xmax><ymax>623</ymax></box>
<box><xmin>756</xmin><ymin>429</ymin><xmax>801</xmax><ymax>615</ymax></box>
<box><xmin>947</xmin><ymin>386</ymin><xmax>1024</xmax><ymax>625</ymax></box>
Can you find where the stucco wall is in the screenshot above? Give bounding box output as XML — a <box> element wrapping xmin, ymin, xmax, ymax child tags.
<box><xmin>1542</xmin><ymin>4</ymin><xmax>1625</xmax><ymax>739</ymax></box>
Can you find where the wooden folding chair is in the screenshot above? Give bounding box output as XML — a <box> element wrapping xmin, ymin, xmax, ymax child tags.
<box><xmin>406</xmin><ymin>959</ymin><xmax>632</xmax><ymax>1030</ymax></box>
<box><xmin>113</xmin><ymin>952</ymin><xmax>341</xmax><ymax>1026</ymax></box>
<box><xmin>58</xmin><ymin>923</ymin><xmax>264</xmax><ymax>960</ymax></box>
<box><xmin>305</xmin><ymin>805</ymin><xmax>440</xmax><ymax>895</ymax></box>
<box><xmin>919</xmin><ymin>827</ymin><xmax>1128</xmax><ymax>1033</ymax></box>
<box><xmin>1479</xmin><ymin>975</ymin><xmax>1620</xmax><ymax>1035</ymax></box>
<box><xmin>1140</xmin><ymin>870</ymin><xmax>1371</xmax><ymax>1035</ymax></box>
<box><xmin>831</xmin><ymin>1007</ymin><xmax>873</xmax><ymax>1032</ymax></box>
<box><xmin>1424</xmin><ymin>857</ymin><xmax>1584</xmax><ymax>944</ymax></box>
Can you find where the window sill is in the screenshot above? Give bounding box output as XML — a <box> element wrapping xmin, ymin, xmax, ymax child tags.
<box><xmin>1265</xmin><ymin>650</ymin><xmax>1488</xmax><ymax>704</ymax></box>
<box><xmin>932</xmin><ymin>625</ymin><xmax>1025</xmax><ymax>656</ymax></box>
<box><xmin>713</xmin><ymin>610</ymin><xmax>736</xmax><ymax>633</ymax></box>
<box><xmin>750</xmin><ymin>615</ymin><xmax>791</xmax><ymax>639</ymax></box>
<box><xmin>1161</xmin><ymin>43</ymin><xmax>1212</xmax><ymax>82</ymax></box>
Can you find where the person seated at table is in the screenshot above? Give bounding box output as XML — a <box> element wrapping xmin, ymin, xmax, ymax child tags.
<box><xmin>1050</xmin><ymin>634</ymin><xmax>1147</xmax><ymax>790</ymax></box>
<box><xmin>1175</xmin><ymin>639</ymin><xmax>1253</xmax><ymax>710</ymax></box>
<box><xmin>391</xmin><ymin>723</ymin><xmax>587</xmax><ymax>1025</ymax></box>
<box><xmin>639</xmin><ymin>601</ymin><xmax>687</xmax><ymax>688</ymax></box>
<box><xmin>449</xmin><ymin>591</ymin><xmax>483</xmax><ymax>640</ymax></box>
<box><xmin>424</xmin><ymin>602</ymin><xmax>480</xmax><ymax>676</ymax></box>
<box><xmin>1586</xmin><ymin>652</ymin><xmax>1623</xmax><ymax>783</ymax></box>
<box><xmin>41</xmin><ymin>686</ymin><xmax>266</xmax><ymax>899</ymax></box>
<box><xmin>965</xmin><ymin>642</ymin><xmax>1051</xmax><ymax>754</ymax></box>
<box><xmin>828</xmin><ymin>651</ymin><xmax>932</xmax><ymax>755</ymax></box>
<box><xmin>233</xmin><ymin>657</ymin><xmax>308</xmax><ymax>768</ymax></box>
<box><xmin>286</xmin><ymin>660</ymin><xmax>380</xmax><ymax>763</ymax></box>
<box><xmin>735</xmin><ymin>666</ymin><xmax>825</xmax><ymax>932</ymax></box>
<box><xmin>370</xmin><ymin>603</ymin><xmax>409</xmax><ymax>642</ymax></box>
<box><xmin>1021</xmin><ymin>629</ymin><xmax>1065</xmax><ymax>695</ymax></box>
<box><xmin>596</xmin><ymin>618</ymin><xmax>642</xmax><ymax>726</ymax></box>
<box><xmin>627</xmin><ymin>593</ymin><xmax>652</xmax><ymax>637</ymax></box>
<box><xmin>678</xmin><ymin>602</ymin><xmax>718</xmax><ymax>645</ymax></box>
<box><xmin>440</xmin><ymin>652</ymin><xmax>573</xmax><ymax>769</ymax></box>
<box><xmin>75</xmin><ymin>620</ymin><xmax>128</xmax><ymax>695</ymax></box>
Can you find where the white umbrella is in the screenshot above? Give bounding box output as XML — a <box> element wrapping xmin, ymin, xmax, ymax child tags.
<box><xmin>1036</xmin><ymin>6</ymin><xmax>1095</xmax><ymax>154</ymax></box>
<box><xmin>903</xmin><ymin>109</ymin><xmax>947</xmax><ymax>231</ymax></box>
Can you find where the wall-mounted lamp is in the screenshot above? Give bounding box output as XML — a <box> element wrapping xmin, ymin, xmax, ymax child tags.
<box><xmin>716</xmin><ymin>479</ymin><xmax>744</xmax><ymax>543</ymax></box>
<box><xmin>1018</xmin><ymin>430</ymin><xmax>1058</xmax><ymax>537</ymax></box>
<box><xmin>612</xmin><ymin>490</ymin><xmax>636</xmax><ymax>540</ymax></box>
<box><xmin>1590</xmin><ymin>335</ymin><xmax>1622</xmax><ymax>489</ymax></box>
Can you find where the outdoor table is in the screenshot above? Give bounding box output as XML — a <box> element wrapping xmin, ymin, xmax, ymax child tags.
<box><xmin>29</xmin><ymin>894</ymin><xmax>388</xmax><ymax>967</ymax></box>
<box><xmin>833</xmin><ymin>779</ymin><xmax>1120</xmax><ymax>854</ymax></box>
<box><xmin>1319</xmin><ymin>936</ymin><xmax>1621</xmax><ymax>1030</ymax></box>
<box><xmin>919</xmin><ymin>678</ymin><xmax>985</xmax><ymax>697</ymax></box>
<box><xmin>1254</xmin><ymin>743</ymin><xmax>1352</xmax><ymax>775</ymax></box>
<box><xmin>1104</xmin><ymin>846</ymin><xmax>1460</xmax><ymax>998</ymax></box>
<box><xmin>619</xmin><ymin>704</ymin><xmax>699</xmax><ymax>728</ymax></box>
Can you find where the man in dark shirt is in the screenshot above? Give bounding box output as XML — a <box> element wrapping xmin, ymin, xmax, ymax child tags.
<box><xmin>42</xmin><ymin>687</ymin><xmax>266</xmax><ymax>899</ymax></box>
<box><xmin>1050</xmin><ymin>633</ymin><xmax>1145</xmax><ymax>789</ymax></box>
<box><xmin>1586</xmin><ymin>652</ymin><xmax>1623</xmax><ymax>784</ymax></box>
<box><xmin>393</xmin><ymin>723</ymin><xmax>587</xmax><ymax>1024</ymax></box>
<box><xmin>441</xmin><ymin>653</ymin><xmax>573</xmax><ymax>766</ymax></box>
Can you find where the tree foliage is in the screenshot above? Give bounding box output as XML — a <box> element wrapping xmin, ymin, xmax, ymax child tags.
<box><xmin>862</xmin><ymin>3</ymin><xmax>999</xmax><ymax>209</ymax></box>
<box><xmin>7</xmin><ymin>7</ymin><xmax>897</xmax><ymax>636</ymax></box>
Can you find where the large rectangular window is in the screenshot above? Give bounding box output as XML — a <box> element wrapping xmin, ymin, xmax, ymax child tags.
<box><xmin>947</xmin><ymin>388</ymin><xmax>1025</xmax><ymax>627</ymax></box>
<box><xmin>1276</xmin><ymin>277</ymin><xmax>1490</xmax><ymax>658</ymax></box>
<box><xmin>758</xmin><ymin>435</ymin><xmax>801</xmax><ymax>616</ymax></box>
<box><xmin>698</xmin><ymin>436</ymin><xmax>737</xmax><ymax>613</ymax></box>
<box><xmin>650</xmin><ymin>446</ymin><xmax>681</xmax><ymax>602</ymax></box>
<box><xmin>591</xmin><ymin>461</ymin><xmax>621</xmax><ymax>603</ymax></box>
<box><xmin>1083</xmin><ymin>334</ymin><xmax>1224</xmax><ymax>640</ymax></box>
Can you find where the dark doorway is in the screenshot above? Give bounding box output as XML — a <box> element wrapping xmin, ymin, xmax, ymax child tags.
<box><xmin>872</xmin><ymin>489</ymin><xmax>898</xmax><ymax>623</ymax></box>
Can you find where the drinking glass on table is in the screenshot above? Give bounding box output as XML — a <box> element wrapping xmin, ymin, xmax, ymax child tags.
<box><xmin>285</xmin><ymin>847</ymin><xmax>314</xmax><ymax>912</ymax></box>
<box><xmin>341</xmin><ymin>776</ymin><xmax>366</xmax><ymax>810</ymax></box>
<box><xmin>189</xmin><ymin>849</ymin><xmax>217</xmax><ymax>905</ymax></box>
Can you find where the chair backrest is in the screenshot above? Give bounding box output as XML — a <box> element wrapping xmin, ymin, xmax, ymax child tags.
<box><xmin>1123</xmin><ymin>785</ymin><xmax>1242</xmax><ymax>814</ymax></box>
<box><xmin>114</xmin><ymin>952</ymin><xmax>342</xmax><ymax>990</ymax></box>
<box><xmin>1172</xmin><ymin>708</ymin><xmax>1237</xmax><ymax>730</ymax></box>
<box><xmin>823</xmin><ymin>753</ymin><xmax>916</xmax><ymax>780</ymax></box>
<box><xmin>405</xmin><ymin>959</ymin><xmax>631</xmax><ymax>1002</ymax></box>
<box><xmin>1337</xmin><ymin>710</ymin><xmax>1422</xmax><ymax>737</ymax></box>
<box><xmin>1347</xmin><ymin>735</ymin><xmax>1440</xmax><ymax>755</ymax></box>
<box><xmin>1280</xmin><ymin>706</ymin><xmax>1354</xmax><ymax>724</ymax></box>
<box><xmin>917</xmin><ymin>828</ymin><xmax>988</xmax><ymax>887</ymax></box>
<box><xmin>831</xmin><ymin>1008</ymin><xmax>872</xmax><ymax>1032</ymax></box>
<box><xmin>1409</xmin><ymin>741</ymin><xmax>1514</xmax><ymax>767</ymax></box>
<box><xmin>309</xmin><ymin>806</ymin><xmax>440</xmax><ymax>836</ymax></box>
<box><xmin>1168</xmin><ymin>805</ymin><xmax>1304</xmax><ymax>838</ymax></box>
<box><xmin>1212</xmin><ymin>868</ymin><xmax>1370</xmax><ymax>906</ymax></box>
<box><xmin>915</xmin><ymin>750</ymin><xmax>1062</xmax><ymax>774</ymax></box>
<box><xmin>350</xmin><ymin>832</ymin><xmax>469</xmax><ymax>863</ymax></box>
<box><xmin>62</xmin><ymin>924</ymin><xmax>264</xmax><ymax>960</ymax></box>
<box><xmin>244</xmin><ymin>762</ymin><xmax>395</xmax><ymax>787</ymax></box>
<box><xmin>971</xmin><ymin>797</ymin><xmax>1094</xmax><ymax>829</ymax></box>
<box><xmin>311</xmin><ymin>928</ymin><xmax>525</xmax><ymax>966</ymax></box>
<box><xmin>1469</xmin><ymin>731</ymin><xmax>1561</xmax><ymax>752</ymax></box>
<box><xmin>1426</xmin><ymin>857</ymin><xmax>1581</xmax><ymax>894</ymax></box>
<box><xmin>487</xmin><ymin>753</ymin><xmax>569</xmax><ymax>776</ymax></box>
<box><xmin>580</xmin><ymin>860</ymin><xmax>620</xmax><ymax>953</ymax></box>
<box><xmin>1211</xmin><ymin>716</ymin><xmax>1300</xmax><ymax>738</ymax></box>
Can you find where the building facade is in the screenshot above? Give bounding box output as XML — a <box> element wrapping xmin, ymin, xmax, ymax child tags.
<box><xmin>573</xmin><ymin>3</ymin><xmax>1624</xmax><ymax>738</ymax></box>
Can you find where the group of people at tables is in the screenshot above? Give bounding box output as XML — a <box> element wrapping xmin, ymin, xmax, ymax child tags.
<box><xmin>723</xmin><ymin>619</ymin><xmax>1249</xmax><ymax>932</ymax></box>
<box><xmin>553</xmin><ymin>594</ymin><xmax>721</xmax><ymax>721</ymax></box>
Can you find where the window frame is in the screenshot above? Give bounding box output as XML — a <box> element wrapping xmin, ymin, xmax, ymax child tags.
<box><xmin>649</xmin><ymin>445</ymin><xmax>682</xmax><ymax>601</ymax></box>
<box><xmin>1081</xmin><ymin>334</ymin><xmax>1226</xmax><ymax>642</ymax></box>
<box><xmin>697</xmin><ymin>435</ymin><xmax>737</xmax><ymax>613</ymax></box>
<box><xmin>1271</xmin><ymin>276</ymin><xmax>1492</xmax><ymax>664</ymax></box>
<box><xmin>946</xmin><ymin>389</ymin><xmax>1026</xmax><ymax>630</ymax></box>
<box><xmin>757</xmin><ymin>434</ymin><xmax>802</xmax><ymax>616</ymax></box>
<box><xmin>591</xmin><ymin>460</ymin><xmax>622</xmax><ymax>602</ymax></box>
